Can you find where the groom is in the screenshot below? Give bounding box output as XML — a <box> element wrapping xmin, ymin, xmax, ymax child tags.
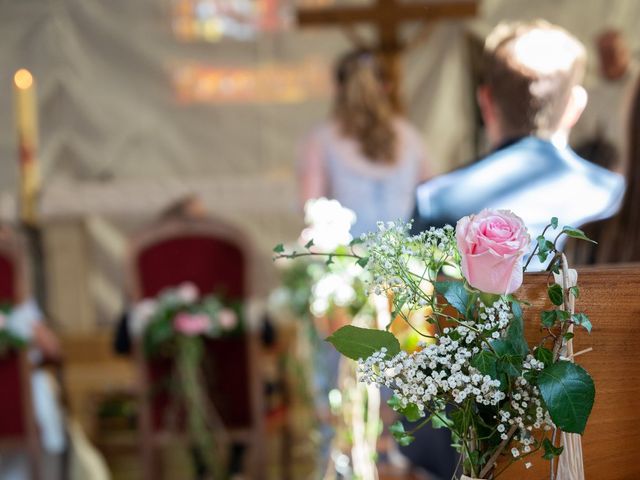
<box><xmin>412</xmin><ymin>20</ymin><xmax>625</xmax><ymax>265</ymax></box>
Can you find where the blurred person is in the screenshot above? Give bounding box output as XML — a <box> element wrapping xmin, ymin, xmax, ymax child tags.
<box><xmin>412</xmin><ymin>20</ymin><xmax>625</xmax><ymax>270</ymax></box>
<box><xmin>0</xmin><ymin>227</ymin><xmax>65</xmax><ymax>480</ymax></box>
<box><xmin>571</xmin><ymin>29</ymin><xmax>638</xmax><ymax>172</ymax></box>
<box><xmin>299</xmin><ymin>48</ymin><xmax>430</xmax><ymax>238</ymax></box>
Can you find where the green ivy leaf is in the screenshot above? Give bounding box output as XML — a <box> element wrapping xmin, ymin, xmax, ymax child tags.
<box><xmin>325</xmin><ymin>255</ymin><xmax>334</xmax><ymax>266</ymax></box>
<box><xmin>550</xmin><ymin>217</ymin><xmax>559</xmax><ymax>229</ymax></box>
<box><xmin>356</xmin><ymin>256</ymin><xmax>370</xmax><ymax>268</ymax></box>
<box><xmin>548</xmin><ymin>284</ymin><xmax>564</xmax><ymax>306</ymax></box>
<box><xmin>390</xmin><ymin>421</ymin><xmax>415</xmax><ymax>446</ymax></box>
<box><xmin>505</xmin><ymin>302</ymin><xmax>528</xmax><ymax>357</ymax></box>
<box><xmin>434</xmin><ymin>281</ymin><xmax>469</xmax><ymax>315</ymax></box>
<box><xmin>326</xmin><ymin>325</ymin><xmax>400</xmax><ymax>361</ymax></box>
<box><xmin>541</xmin><ymin>309</ymin><xmax>570</xmax><ymax>328</ymax></box>
<box><xmin>572</xmin><ymin>313</ymin><xmax>592</xmax><ymax>333</ymax></box>
<box><xmin>273</xmin><ymin>243</ymin><xmax>285</xmax><ymax>253</ymax></box>
<box><xmin>470</xmin><ymin>350</ymin><xmax>498</xmax><ymax>379</ymax></box>
<box><xmin>542</xmin><ymin>438</ymin><xmax>564</xmax><ymax>460</ymax></box>
<box><xmin>386</xmin><ymin>396</ymin><xmax>423</xmax><ymax>422</ymax></box>
<box><xmin>569</xmin><ymin>286</ymin><xmax>580</xmax><ymax>299</ymax></box>
<box><xmin>538</xmin><ymin>360</ymin><xmax>595</xmax><ymax>434</ymax></box>
<box><xmin>431</xmin><ymin>411</ymin><xmax>452</xmax><ymax>429</ymax></box>
<box><xmin>304</xmin><ymin>239</ymin><xmax>314</xmax><ymax>249</ymax></box>
<box><xmin>562</xmin><ymin>226</ymin><xmax>597</xmax><ymax>244</ymax></box>
<box><xmin>534</xmin><ymin>346</ymin><xmax>553</xmax><ymax>367</ymax></box>
<box><xmin>564</xmin><ymin>332</ymin><xmax>575</xmax><ymax>341</ymax></box>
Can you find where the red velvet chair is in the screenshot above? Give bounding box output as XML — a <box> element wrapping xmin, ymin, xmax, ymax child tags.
<box><xmin>128</xmin><ymin>218</ymin><xmax>265</xmax><ymax>480</ymax></box>
<box><xmin>0</xmin><ymin>231</ymin><xmax>41</xmax><ymax>479</ymax></box>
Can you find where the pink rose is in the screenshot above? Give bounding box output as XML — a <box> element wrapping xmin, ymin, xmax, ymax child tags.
<box><xmin>218</xmin><ymin>308</ymin><xmax>238</xmax><ymax>330</ymax></box>
<box><xmin>456</xmin><ymin>209</ymin><xmax>530</xmax><ymax>294</ymax></box>
<box><xmin>174</xmin><ymin>312</ymin><xmax>210</xmax><ymax>336</ymax></box>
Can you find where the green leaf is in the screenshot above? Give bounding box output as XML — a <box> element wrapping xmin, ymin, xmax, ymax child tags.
<box><xmin>564</xmin><ymin>332</ymin><xmax>575</xmax><ymax>341</ymax></box>
<box><xmin>387</xmin><ymin>396</ymin><xmax>423</xmax><ymax>422</ymax></box>
<box><xmin>541</xmin><ymin>309</ymin><xmax>570</xmax><ymax>328</ymax></box>
<box><xmin>304</xmin><ymin>239</ymin><xmax>314</xmax><ymax>249</ymax></box>
<box><xmin>534</xmin><ymin>346</ymin><xmax>553</xmax><ymax>367</ymax></box>
<box><xmin>548</xmin><ymin>284</ymin><xmax>564</xmax><ymax>306</ymax></box>
<box><xmin>505</xmin><ymin>302</ymin><xmax>528</xmax><ymax>357</ymax></box>
<box><xmin>390</xmin><ymin>421</ymin><xmax>415</xmax><ymax>446</ymax></box>
<box><xmin>356</xmin><ymin>256</ymin><xmax>369</xmax><ymax>268</ymax></box>
<box><xmin>470</xmin><ymin>350</ymin><xmax>498</xmax><ymax>379</ymax></box>
<box><xmin>572</xmin><ymin>313</ymin><xmax>592</xmax><ymax>333</ymax></box>
<box><xmin>492</xmin><ymin>340</ymin><xmax>523</xmax><ymax>378</ymax></box>
<box><xmin>569</xmin><ymin>286</ymin><xmax>580</xmax><ymax>299</ymax></box>
<box><xmin>431</xmin><ymin>411</ymin><xmax>452</xmax><ymax>429</ymax></box>
<box><xmin>550</xmin><ymin>217</ymin><xmax>559</xmax><ymax>229</ymax></box>
<box><xmin>434</xmin><ymin>281</ymin><xmax>469</xmax><ymax>315</ymax></box>
<box><xmin>542</xmin><ymin>438</ymin><xmax>564</xmax><ymax>460</ymax></box>
<box><xmin>273</xmin><ymin>243</ymin><xmax>285</xmax><ymax>253</ymax></box>
<box><xmin>562</xmin><ymin>226</ymin><xmax>597</xmax><ymax>244</ymax></box>
<box><xmin>538</xmin><ymin>360</ymin><xmax>595</xmax><ymax>434</ymax></box>
<box><xmin>325</xmin><ymin>255</ymin><xmax>334</xmax><ymax>266</ymax></box>
<box><xmin>536</xmin><ymin>236</ymin><xmax>555</xmax><ymax>263</ymax></box>
<box><xmin>326</xmin><ymin>325</ymin><xmax>401</xmax><ymax>361</ymax></box>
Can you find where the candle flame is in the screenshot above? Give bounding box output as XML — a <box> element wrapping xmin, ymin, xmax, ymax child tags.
<box><xmin>14</xmin><ymin>69</ymin><xmax>34</xmax><ymax>90</ymax></box>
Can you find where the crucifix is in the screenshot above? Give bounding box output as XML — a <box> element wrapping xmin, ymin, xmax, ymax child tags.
<box><xmin>297</xmin><ymin>0</ymin><xmax>478</xmax><ymax>108</ymax></box>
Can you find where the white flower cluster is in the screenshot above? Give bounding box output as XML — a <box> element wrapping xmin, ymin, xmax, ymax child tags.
<box><xmin>499</xmin><ymin>356</ymin><xmax>555</xmax><ymax>457</ymax></box>
<box><xmin>357</xmin><ymin>302</ymin><xmax>511</xmax><ymax>415</ymax></box>
<box><xmin>299</xmin><ymin>198</ymin><xmax>356</xmax><ymax>251</ymax></box>
<box><xmin>361</xmin><ymin>221</ymin><xmax>457</xmax><ymax>309</ymax></box>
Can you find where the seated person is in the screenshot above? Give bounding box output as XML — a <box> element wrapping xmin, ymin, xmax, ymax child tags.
<box><xmin>1</xmin><ymin>299</ymin><xmax>66</xmax><ymax>480</ymax></box>
<box><xmin>412</xmin><ymin>20</ymin><xmax>625</xmax><ymax>270</ymax></box>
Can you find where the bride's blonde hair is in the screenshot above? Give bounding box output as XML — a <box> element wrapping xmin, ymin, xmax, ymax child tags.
<box><xmin>333</xmin><ymin>50</ymin><xmax>397</xmax><ymax>164</ymax></box>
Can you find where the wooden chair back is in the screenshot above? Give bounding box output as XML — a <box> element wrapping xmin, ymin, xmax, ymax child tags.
<box><xmin>127</xmin><ymin>217</ymin><xmax>264</xmax><ymax>479</ymax></box>
<box><xmin>500</xmin><ymin>264</ymin><xmax>640</xmax><ymax>479</ymax></box>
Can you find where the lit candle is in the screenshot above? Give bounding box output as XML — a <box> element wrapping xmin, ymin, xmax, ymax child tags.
<box><xmin>13</xmin><ymin>69</ymin><xmax>40</xmax><ymax>226</ymax></box>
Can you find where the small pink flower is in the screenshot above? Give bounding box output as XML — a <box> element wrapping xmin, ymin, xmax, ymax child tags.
<box><xmin>218</xmin><ymin>308</ymin><xmax>238</xmax><ymax>330</ymax></box>
<box><xmin>176</xmin><ymin>282</ymin><xmax>199</xmax><ymax>303</ymax></box>
<box><xmin>456</xmin><ymin>209</ymin><xmax>530</xmax><ymax>294</ymax></box>
<box><xmin>174</xmin><ymin>312</ymin><xmax>210</xmax><ymax>336</ymax></box>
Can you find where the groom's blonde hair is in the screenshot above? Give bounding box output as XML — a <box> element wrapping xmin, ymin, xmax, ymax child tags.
<box><xmin>483</xmin><ymin>20</ymin><xmax>587</xmax><ymax>138</ymax></box>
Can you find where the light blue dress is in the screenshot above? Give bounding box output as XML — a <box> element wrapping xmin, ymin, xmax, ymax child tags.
<box><xmin>302</xmin><ymin>119</ymin><xmax>427</xmax><ymax>238</ymax></box>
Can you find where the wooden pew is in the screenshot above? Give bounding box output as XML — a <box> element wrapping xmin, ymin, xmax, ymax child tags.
<box><xmin>500</xmin><ymin>264</ymin><xmax>640</xmax><ymax>480</ymax></box>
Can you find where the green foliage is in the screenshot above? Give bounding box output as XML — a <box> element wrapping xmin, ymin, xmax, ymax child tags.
<box><xmin>572</xmin><ymin>313</ymin><xmax>592</xmax><ymax>333</ymax></box>
<box><xmin>542</xmin><ymin>438</ymin><xmax>564</xmax><ymax>460</ymax></box>
<box><xmin>304</xmin><ymin>239</ymin><xmax>314</xmax><ymax>249</ymax></box>
<box><xmin>538</xmin><ymin>361</ymin><xmax>595</xmax><ymax>434</ymax></box>
<box><xmin>541</xmin><ymin>309</ymin><xmax>570</xmax><ymax>328</ymax></box>
<box><xmin>547</xmin><ymin>284</ymin><xmax>564</xmax><ymax>306</ymax></box>
<box><xmin>470</xmin><ymin>350</ymin><xmax>498</xmax><ymax>379</ymax></box>
<box><xmin>388</xmin><ymin>396</ymin><xmax>423</xmax><ymax>422</ymax></box>
<box><xmin>273</xmin><ymin>243</ymin><xmax>285</xmax><ymax>253</ymax></box>
<box><xmin>326</xmin><ymin>325</ymin><xmax>400</xmax><ymax>361</ymax></box>
<box><xmin>569</xmin><ymin>286</ymin><xmax>580</xmax><ymax>299</ymax></box>
<box><xmin>550</xmin><ymin>217</ymin><xmax>559</xmax><ymax>229</ymax></box>
<box><xmin>562</xmin><ymin>227</ymin><xmax>597</xmax><ymax>244</ymax></box>
<box><xmin>390</xmin><ymin>421</ymin><xmax>415</xmax><ymax>446</ymax></box>
<box><xmin>534</xmin><ymin>346</ymin><xmax>553</xmax><ymax>367</ymax></box>
<box><xmin>356</xmin><ymin>256</ymin><xmax>369</xmax><ymax>268</ymax></box>
<box><xmin>536</xmin><ymin>236</ymin><xmax>555</xmax><ymax>263</ymax></box>
<box><xmin>435</xmin><ymin>281</ymin><xmax>469</xmax><ymax>315</ymax></box>
<box><xmin>505</xmin><ymin>303</ymin><xmax>528</xmax><ymax>357</ymax></box>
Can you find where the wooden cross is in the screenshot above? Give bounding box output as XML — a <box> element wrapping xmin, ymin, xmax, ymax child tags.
<box><xmin>297</xmin><ymin>0</ymin><xmax>478</xmax><ymax>107</ymax></box>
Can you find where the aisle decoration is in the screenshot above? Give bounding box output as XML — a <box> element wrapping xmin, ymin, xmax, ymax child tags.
<box><xmin>276</xmin><ymin>209</ymin><xmax>596</xmax><ymax>479</ymax></box>
<box><xmin>269</xmin><ymin>198</ymin><xmax>382</xmax><ymax>478</ymax></box>
<box><xmin>131</xmin><ymin>283</ymin><xmax>243</xmax><ymax>480</ymax></box>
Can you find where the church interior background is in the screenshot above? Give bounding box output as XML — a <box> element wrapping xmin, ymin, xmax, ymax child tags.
<box><xmin>1</xmin><ymin>0</ymin><xmax>639</xmax><ymax>478</ymax></box>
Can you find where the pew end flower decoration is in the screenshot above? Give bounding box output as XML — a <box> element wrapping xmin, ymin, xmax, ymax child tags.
<box><xmin>131</xmin><ymin>283</ymin><xmax>243</xmax><ymax>480</ymax></box>
<box><xmin>275</xmin><ymin>208</ymin><xmax>597</xmax><ymax>479</ymax></box>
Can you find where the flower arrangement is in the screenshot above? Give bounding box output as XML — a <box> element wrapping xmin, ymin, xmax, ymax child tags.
<box><xmin>131</xmin><ymin>283</ymin><xmax>243</xmax><ymax>480</ymax></box>
<box><xmin>276</xmin><ymin>209</ymin><xmax>596</xmax><ymax>479</ymax></box>
<box><xmin>0</xmin><ymin>306</ymin><xmax>26</xmax><ymax>356</ymax></box>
